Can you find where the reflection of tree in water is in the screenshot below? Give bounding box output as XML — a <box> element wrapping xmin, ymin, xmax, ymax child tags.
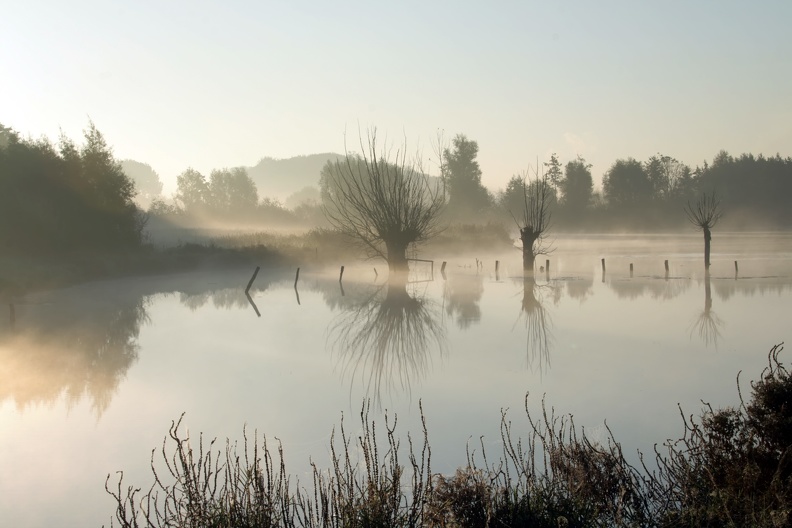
<box><xmin>690</xmin><ymin>273</ymin><xmax>723</xmax><ymax>347</ymax></box>
<box><xmin>565</xmin><ymin>276</ymin><xmax>593</xmax><ymax>303</ymax></box>
<box><xmin>443</xmin><ymin>271</ymin><xmax>484</xmax><ymax>329</ymax></box>
<box><xmin>327</xmin><ymin>274</ymin><xmax>446</xmax><ymax>404</ymax></box>
<box><xmin>607</xmin><ymin>276</ymin><xmax>691</xmax><ymax>301</ymax></box>
<box><xmin>0</xmin><ymin>295</ymin><xmax>148</xmax><ymax>416</ymax></box>
<box><xmin>514</xmin><ymin>276</ymin><xmax>553</xmax><ymax>373</ymax></box>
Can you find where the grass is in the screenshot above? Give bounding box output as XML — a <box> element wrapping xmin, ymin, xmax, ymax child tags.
<box><xmin>107</xmin><ymin>344</ymin><xmax>791</xmax><ymax>527</ymax></box>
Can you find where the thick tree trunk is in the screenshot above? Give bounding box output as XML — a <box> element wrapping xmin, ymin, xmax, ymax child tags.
<box><xmin>704</xmin><ymin>227</ymin><xmax>712</xmax><ymax>270</ymax></box>
<box><xmin>520</xmin><ymin>229</ymin><xmax>537</xmax><ymax>272</ymax></box>
<box><xmin>386</xmin><ymin>240</ymin><xmax>409</xmax><ymax>272</ymax></box>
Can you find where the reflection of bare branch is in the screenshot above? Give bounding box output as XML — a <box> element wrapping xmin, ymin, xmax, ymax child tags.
<box><xmin>514</xmin><ymin>276</ymin><xmax>554</xmax><ymax>373</ymax></box>
<box><xmin>328</xmin><ymin>274</ymin><xmax>446</xmax><ymax>405</ymax></box>
<box><xmin>690</xmin><ymin>274</ymin><xmax>724</xmax><ymax>348</ymax></box>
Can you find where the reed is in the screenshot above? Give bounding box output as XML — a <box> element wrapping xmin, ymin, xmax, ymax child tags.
<box><xmin>107</xmin><ymin>343</ymin><xmax>790</xmax><ymax>528</ymax></box>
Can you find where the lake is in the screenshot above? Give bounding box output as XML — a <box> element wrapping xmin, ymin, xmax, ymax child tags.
<box><xmin>1</xmin><ymin>232</ymin><xmax>791</xmax><ymax>526</ymax></box>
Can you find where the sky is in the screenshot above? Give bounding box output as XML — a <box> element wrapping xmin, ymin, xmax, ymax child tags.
<box><xmin>2</xmin><ymin>0</ymin><xmax>790</xmax><ymax>195</ymax></box>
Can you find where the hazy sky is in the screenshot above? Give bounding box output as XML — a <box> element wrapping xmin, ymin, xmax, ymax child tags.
<box><xmin>2</xmin><ymin>1</ymin><xmax>790</xmax><ymax>195</ymax></box>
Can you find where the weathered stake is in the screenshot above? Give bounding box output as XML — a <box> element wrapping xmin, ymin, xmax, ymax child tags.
<box><xmin>339</xmin><ymin>265</ymin><xmax>345</xmax><ymax>283</ymax></box>
<box><xmin>441</xmin><ymin>261</ymin><xmax>447</xmax><ymax>273</ymax></box>
<box><xmin>294</xmin><ymin>267</ymin><xmax>300</xmax><ymax>288</ymax></box>
<box><xmin>734</xmin><ymin>260</ymin><xmax>739</xmax><ymax>279</ymax></box>
<box><xmin>630</xmin><ymin>262</ymin><xmax>634</xmax><ymax>278</ymax></box>
<box><xmin>245</xmin><ymin>266</ymin><xmax>260</xmax><ymax>294</ymax></box>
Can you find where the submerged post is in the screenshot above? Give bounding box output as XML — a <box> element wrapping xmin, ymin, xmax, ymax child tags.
<box><xmin>245</xmin><ymin>266</ymin><xmax>260</xmax><ymax>294</ymax></box>
<box><xmin>630</xmin><ymin>263</ymin><xmax>634</xmax><ymax>278</ymax></box>
<box><xmin>339</xmin><ymin>265</ymin><xmax>345</xmax><ymax>283</ymax></box>
<box><xmin>601</xmin><ymin>258</ymin><xmax>606</xmax><ymax>273</ymax></box>
<box><xmin>441</xmin><ymin>261</ymin><xmax>447</xmax><ymax>273</ymax></box>
<box><xmin>545</xmin><ymin>259</ymin><xmax>550</xmax><ymax>281</ymax></box>
<box><xmin>664</xmin><ymin>260</ymin><xmax>669</xmax><ymax>281</ymax></box>
<box><xmin>294</xmin><ymin>267</ymin><xmax>300</xmax><ymax>288</ymax></box>
<box><xmin>734</xmin><ymin>260</ymin><xmax>739</xmax><ymax>279</ymax></box>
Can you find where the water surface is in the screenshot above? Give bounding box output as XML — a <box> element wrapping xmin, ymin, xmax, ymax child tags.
<box><xmin>1</xmin><ymin>233</ymin><xmax>791</xmax><ymax>526</ymax></box>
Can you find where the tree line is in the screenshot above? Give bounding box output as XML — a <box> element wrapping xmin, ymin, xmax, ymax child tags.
<box><xmin>2</xmin><ymin>120</ymin><xmax>790</xmax><ymax>259</ymax></box>
<box><xmin>0</xmin><ymin>122</ymin><xmax>145</xmax><ymax>255</ymax></box>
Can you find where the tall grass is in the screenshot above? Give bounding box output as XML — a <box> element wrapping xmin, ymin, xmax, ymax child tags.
<box><xmin>107</xmin><ymin>344</ymin><xmax>791</xmax><ymax>527</ymax></box>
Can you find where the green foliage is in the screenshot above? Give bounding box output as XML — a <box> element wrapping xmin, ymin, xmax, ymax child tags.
<box><xmin>0</xmin><ymin>121</ymin><xmax>144</xmax><ymax>255</ymax></box>
<box><xmin>559</xmin><ymin>156</ymin><xmax>593</xmax><ymax>212</ymax></box>
<box><xmin>443</xmin><ymin>135</ymin><xmax>492</xmax><ymax>218</ymax></box>
<box><xmin>602</xmin><ymin>157</ymin><xmax>653</xmax><ymax>209</ymax></box>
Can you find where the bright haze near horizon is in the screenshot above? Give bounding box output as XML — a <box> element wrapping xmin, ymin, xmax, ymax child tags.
<box><xmin>2</xmin><ymin>1</ymin><xmax>790</xmax><ymax>195</ymax></box>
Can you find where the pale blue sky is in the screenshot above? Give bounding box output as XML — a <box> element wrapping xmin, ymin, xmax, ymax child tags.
<box><xmin>2</xmin><ymin>1</ymin><xmax>790</xmax><ymax>195</ymax></box>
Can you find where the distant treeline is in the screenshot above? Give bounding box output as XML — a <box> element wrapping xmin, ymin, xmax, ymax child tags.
<box><xmin>3</xmin><ymin>121</ymin><xmax>791</xmax><ymax>258</ymax></box>
<box><xmin>485</xmin><ymin>146</ymin><xmax>792</xmax><ymax>231</ymax></box>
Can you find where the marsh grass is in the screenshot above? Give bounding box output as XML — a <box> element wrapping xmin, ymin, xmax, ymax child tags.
<box><xmin>107</xmin><ymin>344</ymin><xmax>791</xmax><ymax>527</ymax></box>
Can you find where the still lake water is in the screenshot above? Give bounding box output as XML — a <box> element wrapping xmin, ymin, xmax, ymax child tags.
<box><xmin>1</xmin><ymin>233</ymin><xmax>791</xmax><ymax>526</ymax></box>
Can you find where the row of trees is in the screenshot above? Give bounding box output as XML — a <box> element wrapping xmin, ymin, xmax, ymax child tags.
<box><xmin>0</xmin><ymin>122</ymin><xmax>145</xmax><ymax>255</ymax></box>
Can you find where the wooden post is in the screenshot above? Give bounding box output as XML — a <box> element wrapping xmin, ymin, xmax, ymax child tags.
<box><xmin>545</xmin><ymin>259</ymin><xmax>550</xmax><ymax>281</ymax></box>
<box><xmin>601</xmin><ymin>259</ymin><xmax>606</xmax><ymax>272</ymax></box>
<box><xmin>495</xmin><ymin>260</ymin><xmax>499</xmax><ymax>273</ymax></box>
<box><xmin>245</xmin><ymin>266</ymin><xmax>260</xmax><ymax>294</ymax></box>
<box><xmin>294</xmin><ymin>267</ymin><xmax>300</xmax><ymax>288</ymax></box>
<box><xmin>339</xmin><ymin>265</ymin><xmax>345</xmax><ymax>282</ymax></box>
<box><xmin>664</xmin><ymin>260</ymin><xmax>669</xmax><ymax>280</ymax></box>
<box><xmin>441</xmin><ymin>261</ymin><xmax>447</xmax><ymax>273</ymax></box>
<box><xmin>630</xmin><ymin>263</ymin><xmax>634</xmax><ymax>278</ymax></box>
<box><xmin>734</xmin><ymin>260</ymin><xmax>739</xmax><ymax>279</ymax></box>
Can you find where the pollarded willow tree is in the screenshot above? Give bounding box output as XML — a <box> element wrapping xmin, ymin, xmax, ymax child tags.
<box><xmin>685</xmin><ymin>191</ymin><xmax>723</xmax><ymax>272</ymax></box>
<box><xmin>507</xmin><ymin>168</ymin><xmax>554</xmax><ymax>272</ymax></box>
<box><xmin>321</xmin><ymin>130</ymin><xmax>445</xmax><ymax>272</ymax></box>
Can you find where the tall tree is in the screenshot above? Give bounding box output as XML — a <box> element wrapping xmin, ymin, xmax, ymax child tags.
<box><xmin>443</xmin><ymin>134</ymin><xmax>491</xmax><ymax>217</ymax></box>
<box><xmin>544</xmin><ymin>153</ymin><xmax>563</xmax><ymax>190</ymax></box>
<box><xmin>559</xmin><ymin>156</ymin><xmax>593</xmax><ymax>212</ymax></box>
<box><xmin>120</xmin><ymin>160</ymin><xmax>163</xmax><ymax>209</ymax></box>
<box><xmin>208</xmin><ymin>167</ymin><xmax>258</xmax><ymax>217</ymax></box>
<box><xmin>175</xmin><ymin>168</ymin><xmax>209</xmax><ymax>214</ymax></box>
<box><xmin>321</xmin><ymin>131</ymin><xmax>444</xmax><ymax>272</ymax></box>
<box><xmin>602</xmin><ymin>157</ymin><xmax>653</xmax><ymax>209</ymax></box>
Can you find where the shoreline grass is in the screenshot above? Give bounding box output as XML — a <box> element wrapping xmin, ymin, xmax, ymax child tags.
<box><xmin>107</xmin><ymin>344</ymin><xmax>790</xmax><ymax>528</ymax></box>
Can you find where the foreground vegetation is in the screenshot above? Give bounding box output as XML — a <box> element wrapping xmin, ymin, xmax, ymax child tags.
<box><xmin>107</xmin><ymin>344</ymin><xmax>790</xmax><ymax>527</ymax></box>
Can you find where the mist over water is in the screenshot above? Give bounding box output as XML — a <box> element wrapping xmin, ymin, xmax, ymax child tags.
<box><xmin>1</xmin><ymin>233</ymin><xmax>791</xmax><ymax>526</ymax></box>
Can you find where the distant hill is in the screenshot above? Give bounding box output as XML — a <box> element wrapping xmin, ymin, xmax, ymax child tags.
<box><xmin>246</xmin><ymin>153</ymin><xmax>343</xmax><ymax>200</ymax></box>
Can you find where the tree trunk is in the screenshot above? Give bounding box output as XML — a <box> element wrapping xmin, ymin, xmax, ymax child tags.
<box><xmin>704</xmin><ymin>227</ymin><xmax>712</xmax><ymax>270</ymax></box>
<box><xmin>386</xmin><ymin>240</ymin><xmax>409</xmax><ymax>272</ymax></box>
<box><xmin>520</xmin><ymin>230</ymin><xmax>537</xmax><ymax>272</ymax></box>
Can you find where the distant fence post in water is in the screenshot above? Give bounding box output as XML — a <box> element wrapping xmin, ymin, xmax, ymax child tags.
<box><xmin>735</xmin><ymin>260</ymin><xmax>739</xmax><ymax>279</ymax></box>
<box><xmin>664</xmin><ymin>260</ymin><xmax>669</xmax><ymax>281</ymax></box>
<box><xmin>339</xmin><ymin>265</ymin><xmax>345</xmax><ymax>283</ymax></box>
<box><xmin>630</xmin><ymin>263</ymin><xmax>634</xmax><ymax>278</ymax></box>
<box><xmin>245</xmin><ymin>266</ymin><xmax>260</xmax><ymax>294</ymax></box>
<box><xmin>546</xmin><ymin>259</ymin><xmax>550</xmax><ymax>281</ymax></box>
<box><xmin>294</xmin><ymin>267</ymin><xmax>300</xmax><ymax>288</ymax></box>
<box><xmin>601</xmin><ymin>258</ymin><xmax>606</xmax><ymax>283</ymax></box>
